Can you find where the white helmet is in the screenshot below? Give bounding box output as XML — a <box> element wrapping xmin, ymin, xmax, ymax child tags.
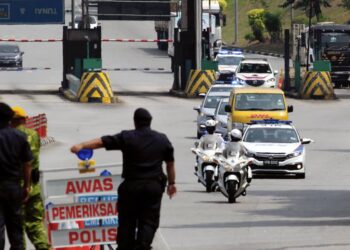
<box><xmin>230</xmin><ymin>129</ymin><xmax>242</xmax><ymax>141</ymax></box>
<box><xmin>205</xmin><ymin>119</ymin><xmax>216</xmax><ymax>127</ymax></box>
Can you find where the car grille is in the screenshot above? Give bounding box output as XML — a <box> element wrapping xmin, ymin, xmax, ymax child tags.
<box><xmin>251</xmin><ymin>164</ymin><xmax>301</xmax><ymax>170</ymax></box>
<box><xmin>246</xmin><ymin>80</ymin><xmax>265</xmax><ymax>87</ymax></box>
<box><xmin>254</xmin><ymin>153</ymin><xmax>288</xmax><ymax>162</ymax></box>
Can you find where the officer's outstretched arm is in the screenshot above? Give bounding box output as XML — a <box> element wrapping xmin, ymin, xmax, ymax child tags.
<box><xmin>71</xmin><ymin>138</ymin><xmax>104</xmax><ymax>153</ymax></box>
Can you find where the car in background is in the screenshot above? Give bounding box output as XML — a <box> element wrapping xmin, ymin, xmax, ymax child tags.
<box><xmin>215</xmin><ymin>49</ymin><xmax>244</xmax><ymax>74</ymax></box>
<box><xmin>235</xmin><ymin>59</ymin><xmax>278</xmax><ymax>88</ymax></box>
<box><xmin>194</xmin><ymin>84</ymin><xmax>234</xmax><ymax>138</ymax></box>
<box><xmin>213</xmin><ymin>98</ymin><xmax>229</xmax><ymax>138</ymax></box>
<box><xmin>72</xmin><ymin>15</ymin><xmax>98</xmax><ymax>29</ymax></box>
<box><xmin>242</xmin><ymin>120</ymin><xmax>312</xmax><ymax>178</ymax></box>
<box><xmin>0</xmin><ymin>44</ymin><xmax>23</xmax><ymax>68</ymax></box>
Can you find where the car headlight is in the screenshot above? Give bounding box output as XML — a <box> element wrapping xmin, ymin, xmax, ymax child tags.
<box><xmin>14</xmin><ymin>55</ymin><xmax>20</xmax><ymax>60</ymax></box>
<box><xmin>214</xmin><ymin>39</ymin><xmax>222</xmax><ymax>48</ymax></box>
<box><xmin>236</xmin><ymin>77</ymin><xmax>246</xmax><ymax>85</ymax></box>
<box><xmin>267</xmin><ymin>78</ymin><xmax>276</xmax><ymax>83</ymax></box>
<box><xmin>287</xmin><ymin>145</ymin><xmax>304</xmax><ymax>158</ymax></box>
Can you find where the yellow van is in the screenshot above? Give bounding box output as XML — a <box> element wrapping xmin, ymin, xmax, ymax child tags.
<box><xmin>225</xmin><ymin>87</ymin><xmax>293</xmax><ymax>131</ymax></box>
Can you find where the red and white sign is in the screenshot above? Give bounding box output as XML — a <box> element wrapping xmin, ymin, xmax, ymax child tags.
<box><xmin>50</xmin><ymin>226</ymin><xmax>117</xmax><ymax>247</ymax></box>
<box><xmin>47</xmin><ymin>201</ymin><xmax>118</xmax><ymax>223</ymax></box>
<box><xmin>45</xmin><ymin>175</ymin><xmax>121</xmax><ymax>198</ymax></box>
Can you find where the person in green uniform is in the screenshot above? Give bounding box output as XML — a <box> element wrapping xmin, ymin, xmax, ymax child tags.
<box><xmin>11</xmin><ymin>106</ymin><xmax>51</xmax><ymax>250</ymax></box>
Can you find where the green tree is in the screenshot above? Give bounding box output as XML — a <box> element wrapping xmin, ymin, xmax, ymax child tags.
<box><xmin>264</xmin><ymin>12</ymin><xmax>282</xmax><ymax>43</ymax></box>
<box><xmin>339</xmin><ymin>0</ymin><xmax>350</xmax><ymax>9</ymax></box>
<box><xmin>279</xmin><ymin>0</ymin><xmax>332</xmax><ymax>21</ymax></box>
<box><xmin>247</xmin><ymin>9</ymin><xmax>266</xmax><ymax>42</ymax></box>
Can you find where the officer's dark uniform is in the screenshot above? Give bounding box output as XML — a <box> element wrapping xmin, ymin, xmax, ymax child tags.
<box><xmin>0</xmin><ymin>104</ymin><xmax>33</xmax><ymax>250</ymax></box>
<box><xmin>101</xmin><ymin>109</ymin><xmax>174</xmax><ymax>250</ymax></box>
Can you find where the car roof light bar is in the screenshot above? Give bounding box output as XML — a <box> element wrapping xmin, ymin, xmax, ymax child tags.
<box><xmin>250</xmin><ymin>119</ymin><xmax>293</xmax><ymax>125</ymax></box>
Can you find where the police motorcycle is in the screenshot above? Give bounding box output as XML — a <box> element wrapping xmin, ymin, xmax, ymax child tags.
<box><xmin>191</xmin><ymin>120</ymin><xmax>225</xmax><ymax>192</ymax></box>
<box><xmin>214</xmin><ymin>129</ymin><xmax>253</xmax><ymax>203</ymax></box>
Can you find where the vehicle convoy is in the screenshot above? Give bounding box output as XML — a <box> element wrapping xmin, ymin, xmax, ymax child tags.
<box><xmin>225</xmin><ymin>87</ymin><xmax>293</xmax><ymax>132</ymax></box>
<box><xmin>235</xmin><ymin>59</ymin><xmax>278</xmax><ymax>88</ymax></box>
<box><xmin>0</xmin><ymin>44</ymin><xmax>23</xmax><ymax>68</ymax></box>
<box><xmin>297</xmin><ymin>23</ymin><xmax>350</xmax><ymax>87</ymax></box>
<box><xmin>192</xmin><ymin>121</ymin><xmax>224</xmax><ymax>192</ymax></box>
<box><xmin>194</xmin><ymin>84</ymin><xmax>234</xmax><ymax>138</ymax></box>
<box><xmin>215</xmin><ymin>141</ymin><xmax>252</xmax><ymax>203</ymax></box>
<box><xmin>242</xmin><ymin>120</ymin><xmax>312</xmax><ymax>179</ymax></box>
<box><xmin>156</xmin><ymin>0</ymin><xmax>224</xmax><ymax>61</ymax></box>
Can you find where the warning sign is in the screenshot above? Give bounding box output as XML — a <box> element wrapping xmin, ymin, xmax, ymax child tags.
<box><xmin>47</xmin><ymin>201</ymin><xmax>117</xmax><ymax>223</ymax></box>
<box><xmin>51</xmin><ymin>226</ymin><xmax>117</xmax><ymax>247</ymax></box>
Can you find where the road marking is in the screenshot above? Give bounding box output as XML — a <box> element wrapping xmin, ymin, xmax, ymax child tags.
<box><xmin>154</xmin><ymin>229</ymin><xmax>171</xmax><ymax>250</ymax></box>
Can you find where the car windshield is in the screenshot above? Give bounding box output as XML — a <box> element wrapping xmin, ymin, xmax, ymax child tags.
<box><xmin>238</xmin><ymin>63</ymin><xmax>271</xmax><ymax>73</ymax></box>
<box><xmin>217</xmin><ymin>100</ymin><xmax>229</xmax><ymax>115</ymax></box>
<box><xmin>235</xmin><ymin>93</ymin><xmax>285</xmax><ymax>111</ymax></box>
<box><xmin>0</xmin><ymin>45</ymin><xmax>19</xmax><ymax>53</ymax></box>
<box><xmin>217</xmin><ymin>56</ymin><xmax>242</xmax><ymax>65</ymax></box>
<box><xmin>209</xmin><ymin>86</ymin><xmax>234</xmax><ymax>92</ymax></box>
<box><xmin>203</xmin><ymin>95</ymin><xmax>226</xmax><ymax>109</ymax></box>
<box><xmin>244</xmin><ymin>127</ymin><xmax>299</xmax><ymax>143</ymax></box>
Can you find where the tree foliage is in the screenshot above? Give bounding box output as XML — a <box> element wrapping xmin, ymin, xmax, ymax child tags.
<box><xmin>247</xmin><ymin>9</ymin><xmax>266</xmax><ymax>42</ymax></box>
<box><xmin>279</xmin><ymin>0</ymin><xmax>332</xmax><ymax>21</ymax></box>
<box><xmin>219</xmin><ymin>0</ymin><xmax>228</xmax><ymax>11</ymax></box>
<box><xmin>339</xmin><ymin>0</ymin><xmax>350</xmax><ymax>9</ymax></box>
<box><xmin>263</xmin><ymin>12</ymin><xmax>282</xmax><ymax>43</ymax></box>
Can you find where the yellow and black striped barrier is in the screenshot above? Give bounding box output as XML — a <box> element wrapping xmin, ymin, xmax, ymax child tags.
<box><xmin>300</xmin><ymin>71</ymin><xmax>334</xmax><ymax>100</ymax></box>
<box><xmin>184</xmin><ymin>70</ymin><xmax>216</xmax><ymax>97</ymax></box>
<box><xmin>77</xmin><ymin>71</ymin><xmax>115</xmax><ymax>103</ymax></box>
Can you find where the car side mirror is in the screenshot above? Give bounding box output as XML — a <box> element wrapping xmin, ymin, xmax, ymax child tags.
<box><xmin>301</xmin><ymin>138</ymin><xmax>313</xmax><ymax>144</ymax></box>
<box><xmin>225</xmin><ymin>104</ymin><xmax>232</xmax><ymax>113</ymax></box>
<box><xmin>287</xmin><ymin>105</ymin><xmax>293</xmax><ymax>113</ymax></box>
<box><xmin>20</xmin><ymin>52</ymin><xmax>24</xmax><ymax>55</ymax></box>
<box><xmin>194</xmin><ymin>141</ymin><xmax>199</xmax><ymax>147</ymax></box>
<box><xmin>193</xmin><ymin>106</ymin><xmax>200</xmax><ymax>113</ymax></box>
<box><xmin>199</xmin><ymin>93</ymin><xmax>206</xmax><ymax>98</ymax></box>
<box><xmin>274</xmin><ymin>70</ymin><xmax>278</xmax><ymax>75</ymax></box>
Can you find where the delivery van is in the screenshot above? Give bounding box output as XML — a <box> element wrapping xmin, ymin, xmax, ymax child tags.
<box><xmin>225</xmin><ymin>87</ymin><xmax>293</xmax><ymax>131</ymax></box>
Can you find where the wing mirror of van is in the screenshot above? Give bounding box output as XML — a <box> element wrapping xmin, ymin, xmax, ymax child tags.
<box><xmin>301</xmin><ymin>138</ymin><xmax>313</xmax><ymax>144</ymax></box>
<box><xmin>225</xmin><ymin>104</ymin><xmax>232</xmax><ymax>113</ymax></box>
<box><xmin>193</xmin><ymin>106</ymin><xmax>201</xmax><ymax>113</ymax></box>
<box><xmin>199</xmin><ymin>93</ymin><xmax>206</xmax><ymax>98</ymax></box>
<box><xmin>274</xmin><ymin>70</ymin><xmax>278</xmax><ymax>75</ymax></box>
<box><xmin>287</xmin><ymin>105</ymin><xmax>293</xmax><ymax>113</ymax></box>
<box><xmin>222</xmin><ymin>14</ymin><xmax>227</xmax><ymax>27</ymax></box>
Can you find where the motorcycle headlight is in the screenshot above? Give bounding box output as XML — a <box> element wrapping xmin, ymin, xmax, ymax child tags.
<box><xmin>287</xmin><ymin>145</ymin><xmax>304</xmax><ymax>158</ymax></box>
<box><xmin>202</xmin><ymin>155</ymin><xmax>213</xmax><ymax>162</ymax></box>
<box><xmin>15</xmin><ymin>55</ymin><xmax>20</xmax><ymax>60</ymax></box>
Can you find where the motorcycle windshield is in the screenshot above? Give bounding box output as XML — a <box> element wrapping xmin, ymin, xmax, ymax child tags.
<box><xmin>201</xmin><ymin>137</ymin><xmax>219</xmax><ymax>150</ymax></box>
<box><xmin>224</xmin><ymin>143</ymin><xmax>243</xmax><ymax>159</ymax></box>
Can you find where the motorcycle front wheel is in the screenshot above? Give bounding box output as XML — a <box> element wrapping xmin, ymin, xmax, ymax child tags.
<box><xmin>205</xmin><ymin>170</ymin><xmax>214</xmax><ymax>193</ymax></box>
<box><xmin>227</xmin><ymin>180</ymin><xmax>238</xmax><ymax>203</ymax></box>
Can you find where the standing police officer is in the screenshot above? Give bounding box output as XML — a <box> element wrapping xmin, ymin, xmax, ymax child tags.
<box><xmin>0</xmin><ymin>102</ymin><xmax>32</xmax><ymax>250</ymax></box>
<box><xmin>70</xmin><ymin>108</ymin><xmax>177</xmax><ymax>250</ymax></box>
<box><xmin>11</xmin><ymin>106</ymin><xmax>51</xmax><ymax>250</ymax></box>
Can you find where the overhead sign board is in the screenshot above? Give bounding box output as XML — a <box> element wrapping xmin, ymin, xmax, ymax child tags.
<box><xmin>0</xmin><ymin>0</ymin><xmax>64</xmax><ymax>24</ymax></box>
<box><xmin>45</xmin><ymin>175</ymin><xmax>121</xmax><ymax>198</ymax></box>
<box><xmin>96</xmin><ymin>0</ymin><xmax>171</xmax><ymax>21</ymax></box>
<box><xmin>51</xmin><ymin>226</ymin><xmax>117</xmax><ymax>247</ymax></box>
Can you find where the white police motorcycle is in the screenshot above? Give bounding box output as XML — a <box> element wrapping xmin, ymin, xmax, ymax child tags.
<box><xmin>215</xmin><ymin>143</ymin><xmax>252</xmax><ymax>203</ymax></box>
<box><xmin>191</xmin><ymin>136</ymin><xmax>223</xmax><ymax>192</ymax></box>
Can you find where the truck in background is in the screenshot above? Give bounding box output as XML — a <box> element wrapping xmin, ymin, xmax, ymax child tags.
<box><xmin>295</xmin><ymin>22</ymin><xmax>350</xmax><ymax>87</ymax></box>
<box><xmin>155</xmin><ymin>0</ymin><xmax>225</xmax><ymax>64</ymax></box>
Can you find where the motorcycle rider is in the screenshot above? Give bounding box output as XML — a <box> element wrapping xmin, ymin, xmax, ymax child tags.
<box><xmin>198</xmin><ymin>119</ymin><xmax>225</xmax><ymax>151</ymax></box>
<box><xmin>224</xmin><ymin>129</ymin><xmax>252</xmax><ymax>183</ymax></box>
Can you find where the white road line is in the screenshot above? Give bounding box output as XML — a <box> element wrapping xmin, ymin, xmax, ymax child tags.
<box><xmin>153</xmin><ymin>229</ymin><xmax>171</xmax><ymax>250</ymax></box>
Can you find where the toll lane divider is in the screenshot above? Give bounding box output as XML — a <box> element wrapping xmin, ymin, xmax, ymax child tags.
<box><xmin>100</xmin><ymin>67</ymin><xmax>168</xmax><ymax>71</ymax></box>
<box><xmin>26</xmin><ymin>113</ymin><xmax>56</xmax><ymax>146</ymax></box>
<box><xmin>0</xmin><ymin>38</ymin><xmax>173</xmax><ymax>43</ymax></box>
<box><xmin>300</xmin><ymin>71</ymin><xmax>334</xmax><ymax>100</ymax></box>
<box><xmin>185</xmin><ymin>70</ymin><xmax>216</xmax><ymax>97</ymax></box>
<box><xmin>78</xmin><ymin>71</ymin><xmax>115</xmax><ymax>103</ymax></box>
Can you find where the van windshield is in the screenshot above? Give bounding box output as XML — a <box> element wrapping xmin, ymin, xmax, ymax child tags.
<box><xmin>235</xmin><ymin>93</ymin><xmax>285</xmax><ymax>111</ymax></box>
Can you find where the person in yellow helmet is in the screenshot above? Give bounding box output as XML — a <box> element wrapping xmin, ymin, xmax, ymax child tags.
<box><xmin>11</xmin><ymin>106</ymin><xmax>51</xmax><ymax>250</ymax></box>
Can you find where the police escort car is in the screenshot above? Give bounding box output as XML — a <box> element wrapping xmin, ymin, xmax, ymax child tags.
<box><xmin>215</xmin><ymin>49</ymin><xmax>244</xmax><ymax>74</ymax></box>
<box><xmin>241</xmin><ymin>120</ymin><xmax>312</xmax><ymax>178</ymax></box>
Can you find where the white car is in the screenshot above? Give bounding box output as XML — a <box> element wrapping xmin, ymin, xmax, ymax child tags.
<box><xmin>194</xmin><ymin>85</ymin><xmax>234</xmax><ymax>138</ymax></box>
<box><xmin>235</xmin><ymin>59</ymin><xmax>278</xmax><ymax>88</ymax></box>
<box><xmin>241</xmin><ymin>120</ymin><xmax>312</xmax><ymax>178</ymax></box>
<box><xmin>213</xmin><ymin>98</ymin><xmax>229</xmax><ymax>138</ymax></box>
<box><xmin>215</xmin><ymin>49</ymin><xmax>244</xmax><ymax>74</ymax></box>
<box><xmin>73</xmin><ymin>15</ymin><xmax>98</xmax><ymax>29</ymax></box>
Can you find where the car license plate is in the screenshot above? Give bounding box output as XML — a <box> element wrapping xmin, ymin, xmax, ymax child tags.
<box><xmin>263</xmin><ymin>160</ymin><xmax>279</xmax><ymax>166</ymax></box>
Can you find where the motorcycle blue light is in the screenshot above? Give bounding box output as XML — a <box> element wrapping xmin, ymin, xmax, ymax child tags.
<box><xmin>76</xmin><ymin>148</ymin><xmax>93</xmax><ymax>161</ymax></box>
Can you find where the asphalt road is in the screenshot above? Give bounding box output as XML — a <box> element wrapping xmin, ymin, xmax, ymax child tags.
<box><xmin>2</xmin><ymin>4</ymin><xmax>350</xmax><ymax>249</ymax></box>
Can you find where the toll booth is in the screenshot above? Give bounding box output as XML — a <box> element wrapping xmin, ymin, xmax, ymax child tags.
<box><xmin>62</xmin><ymin>26</ymin><xmax>102</xmax><ymax>89</ymax></box>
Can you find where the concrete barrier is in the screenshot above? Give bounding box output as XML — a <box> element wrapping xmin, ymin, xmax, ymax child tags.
<box><xmin>300</xmin><ymin>71</ymin><xmax>334</xmax><ymax>99</ymax></box>
<box><xmin>184</xmin><ymin>70</ymin><xmax>216</xmax><ymax>97</ymax></box>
